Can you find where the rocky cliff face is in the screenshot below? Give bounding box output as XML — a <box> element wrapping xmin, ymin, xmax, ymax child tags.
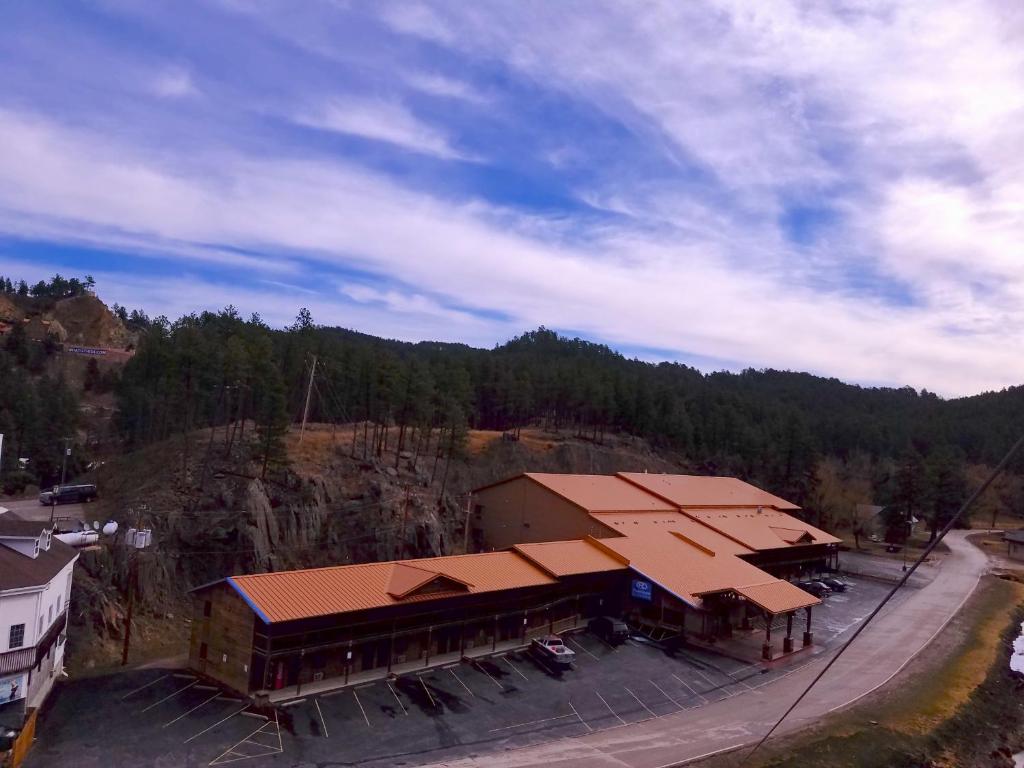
<box><xmin>68</xmin><ymin>427</ymin><xmax>685</xmax><ymax>670</ymax></box>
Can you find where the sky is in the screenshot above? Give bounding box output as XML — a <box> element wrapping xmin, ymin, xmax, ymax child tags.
<box><xmin>1</xmin><ymin>1</ymin><xmax>1023</xmax><ymax>397</ymax></box>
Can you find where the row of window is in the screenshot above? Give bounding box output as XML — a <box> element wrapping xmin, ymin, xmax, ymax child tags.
<box><xmin>6</xmin><ymin>595</ymin><xmax>64</xmax><ymax>650</ymax></box>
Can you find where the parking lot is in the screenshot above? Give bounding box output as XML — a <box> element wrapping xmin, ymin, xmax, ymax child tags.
<box><xmin>26</xmin><ymin>576</ymin><xmax>907</xmax><ymax>768</ymax></box>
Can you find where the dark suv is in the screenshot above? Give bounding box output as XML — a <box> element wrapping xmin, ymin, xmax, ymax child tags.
<box><xmin>588</xmin><ymin>616</ymin><xmax>630</xmax><ymax>645</ymax></box>
<box><xmin>797</xmin><ymin>580</ymin><xmax>831</xmax><ymax>598</ymax></box>
<box><xmin>39</xmin><ymin>484</ymin><xmax>98</xmax><ymax>505</ymax></box>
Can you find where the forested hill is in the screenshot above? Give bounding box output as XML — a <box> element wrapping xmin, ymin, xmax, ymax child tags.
<box><xmin>4</xmin><ymin>276</ymin><xmax>1024</xmax><ymax>523</ymax></box>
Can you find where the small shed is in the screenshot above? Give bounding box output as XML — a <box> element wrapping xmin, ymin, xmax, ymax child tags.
<box><xmin>1005</xmin><ymin>530</ymin><xmax>1024</xmax><ymax>562</ymax></box>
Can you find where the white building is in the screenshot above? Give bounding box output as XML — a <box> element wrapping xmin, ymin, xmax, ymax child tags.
<box><xmin>0</xmin><ymin>510</ymin><xmax>78</xmax><ymax>723</ymax></box>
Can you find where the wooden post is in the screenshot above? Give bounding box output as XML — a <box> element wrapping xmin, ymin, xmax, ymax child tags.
<box><xmin>803</xmin><ymin>606</ymin><xmax>814</xmax><ymax>647</ymax></box>
<box><xmin>425</xmin><ymin>626</ymin><xmax>432</xmax><ymax>668</ymax></box>
<box><xmin>762</xmin><ymin>611</ymin><xmax>773</xmax><ymax>660</ymax></box>
<box><xmin>784</xmin><ymin>613</ymin><xmax>794</xmax><ymax>653</ymax></box>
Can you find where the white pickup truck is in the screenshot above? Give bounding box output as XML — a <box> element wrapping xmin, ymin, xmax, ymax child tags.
<box><xmin>530</xmin><ymin>635</ymin><xmax>576</xmax><ymax>668</ymax></box>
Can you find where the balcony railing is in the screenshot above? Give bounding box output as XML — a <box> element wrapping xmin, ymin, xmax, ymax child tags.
<box><xmin>0</xmin><ymin>646</ymin><xmax>34</xmax><ymax>674</ymax></box>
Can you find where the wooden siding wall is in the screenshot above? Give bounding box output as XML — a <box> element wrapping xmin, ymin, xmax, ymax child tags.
<box><xmin>473</xmin><ymin>477</ymin><xmax>613</xmax><ymax>550</ymax></box>
<box><xmin>188</xmin><ymin>583</ymin><xmax>255</xmax><ymax>693</ymax></box>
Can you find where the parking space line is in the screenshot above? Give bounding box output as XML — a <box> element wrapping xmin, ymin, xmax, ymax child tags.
<box><xmin>565</xmin><ymin>637</ymin><xmax>600</xmax><ymax>661</ymax></box>
<box><xmin>594</xmin><ymin>690</ymin><xmax>625</xmax><ymax>725</ymax></box>
<box><xmin>691</xmin><ymin>667</ymin><xmax>719</xmax><ymax>691</ymax></box>
<box><xmin>314</xmin><ymin>698</ymin><xmax>329</xmax><ymax>738</ymax></box>
<box><xmin>121</xmin><ymin>674</ymin><xmax>170</xmax><ymax>700</ymax></box>
<box><xmin>672</xmin><ymin>673</ymin><xmax>708</xmax><ymax>705</ymax></box>
<box><xmin>163</xmin><ymin>692</ymin><xmax>220</xmax><ymax>727</ymax></box>
<box><xmin>386</xmin><ymin>681</ymin><xmax>408</xmax><ymax>715</ymax></box>
<box><xmin>472</xmin><ymin>661</ymin><xmax>504</xmax><ymax>689</ymax></box>
<box><xmin>184</xmin><ymin>706</ymin><xmax>248</xmax><ymax>743</ymax></box>
<box><xmin>208</xmin><ymin>710</ymin><xmax>283</xmax><ymax>765</ymax></box>
<box><xmin>568</xmin><ymin>700</ymin><xmax>592</xmax><ymax>732</ymax></box>
<box><xmin>419</xmin><ymin>676</ymin><xmax>437</xmax><ymax>708</ymax></box>
<box><xmin>648</xmin><ymin>679</ymin><xmax>684</xmax><ymax>709</ymax></box>
<box><xmin>489</xmin><ymin>713</ymin><xmax>578</xmax><ymax>733</ymax></box>
<box><xmin>449</xmin><ymin>667</ymin><xmax>475</xmax><ymax>697</ymax></box>
<box><xmin>352</xmin><ymin>688</ymin><xmax>372</xmax><ymax>728</ymax></box>
<box><xmin>591</xmin><ymin>634</ymin><xmax>618</xmax><ymax>652</ymax></box>
<box><xmin>500</xmin><ymin>655</ymin><xmax>528</xmax><ymax>680</ymax></box>
<box><xmin>625</xmin><ymin>687</ymin><xmax>656</xmax><ymax>718</ymax></box>
<box><xmin>141</xmin><ymin>680</ymin><xmax>198</xmax><ymax>713</ymax></box>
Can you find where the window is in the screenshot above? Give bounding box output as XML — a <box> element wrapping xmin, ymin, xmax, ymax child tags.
<box><xmin>199</xmin><ymin>643</ymin><xmax>208</xmax><ymax>660</ymax></box>
<box><xmin>9</xmin><ymin>624</ymin><xmax>25</xmax><ymax>649</ymax></box>
<box><xmin>203</xmin><ymin>600</ymin><xmax>212</xmax><ymax>617</ymax></box>
<box><xmin>48</xmin><ymin>605</ymin><xmax>54</xmax><ymax>624</ymax></box>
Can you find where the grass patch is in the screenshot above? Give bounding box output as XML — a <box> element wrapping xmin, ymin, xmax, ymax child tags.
<box><xmin>709</xmin><ymin>576</ymin><xmax>1024</xmax><ymax>768</ymax></box>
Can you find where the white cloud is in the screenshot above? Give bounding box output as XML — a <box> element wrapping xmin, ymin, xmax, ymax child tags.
<box><xmin>1</xmin><ymin>107</ymin><xmax>1023</xmax><ymax>395</ymax></box>
<box><xmin>293</xmin><ymin>97</ymin><xmax>465</xmax><ymax>159</ymax></box>
<box><xmin>404</xmin><ymin>72</ymin><xmax>485</xmax><ymax>103</ymax></box>
<box><xmin>152</xmin><ymin>67</ymin><xmax>198</xmax><ymax>98</ymax></box>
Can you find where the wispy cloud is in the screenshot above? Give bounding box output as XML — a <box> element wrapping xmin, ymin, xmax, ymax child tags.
<box><xmin>151</xmin><ymin>67</ymin><xmax>198</xmax><ymax>99</ymax></box>
<box><xmin>292</xmin><ymin>97</ymin><xmax>466</xmax><ymax>159</ymax></box>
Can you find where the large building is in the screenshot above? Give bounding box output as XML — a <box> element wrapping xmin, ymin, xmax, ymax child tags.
<box><xmin>0</xmin><ymin>511</ymin><xmax>78</xmax><ymax>742</ymax></box>
<box><xmin>189</xmin><ymin>473</ymin><xmax>840</xmax><ymax>701</ymax></box>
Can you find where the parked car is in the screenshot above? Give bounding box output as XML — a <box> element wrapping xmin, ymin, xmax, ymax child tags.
<box><xmin>588</xmin><ymin>616</ymin><xmax>630</xmax><ymax>645</ymax></box>
<box><xmin>530</xmin><ymin>635</ymin><xmax>576</xmax><ymax>667</ymax></box>
<box><xmin>820</xmin><ymin>577</ymin><xmax>848</xmax><ymax>592</ymax></box>
<box><xmin>797</xmin><ymin>580</ymin><xmax>832</xmax><ymax>598</ymax></box>
<box><xmin>38</xmin><ymin>483</ymin><xmax>98</xmax><ymax>505</ymax></box>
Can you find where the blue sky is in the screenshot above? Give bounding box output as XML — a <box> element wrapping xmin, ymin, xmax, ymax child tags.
<box><xmin>1</xmin><ymin>1</ymin><xmax>1022</xmax><ymax>396</ymax></box>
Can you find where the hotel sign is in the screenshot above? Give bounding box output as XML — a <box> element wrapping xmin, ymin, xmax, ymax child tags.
<box><xmin>631</xmin><ymin>579</ymin><xmax>652</xmax><ymax>601</ymax></box>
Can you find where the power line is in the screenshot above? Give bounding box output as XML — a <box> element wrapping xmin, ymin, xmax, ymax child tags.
<box><xmin>740</xmin><ymin>431</ymin><xmax>1024</xmax><ymax>766</ymax></box>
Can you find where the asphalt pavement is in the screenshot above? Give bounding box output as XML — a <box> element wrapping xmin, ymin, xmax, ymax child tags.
<box><xmin>418</xmin><ymin>529</ymin><xmax>989</xmax><ymax>768</ymax></box>
<box><xmin>0</xmin><ymin>496</ymin><xmax>86</xmax><ymax>523</ymax></box>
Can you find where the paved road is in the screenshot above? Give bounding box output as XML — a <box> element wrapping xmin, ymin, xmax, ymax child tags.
<box><xmin>0</xmin><ymin>497</ymin><xmax>86</xmax><ymax>523</ymax></box>
<box><xmin>422</xmin><ymin>530</ymin><xmax>988</xmax><ymax>768</ymax></box>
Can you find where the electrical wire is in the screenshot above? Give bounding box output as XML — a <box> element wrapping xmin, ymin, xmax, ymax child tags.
<box><xmin>739</xmin><ymin>431</ymin><xmax>1024</xmax><ymax>766</ymax></box>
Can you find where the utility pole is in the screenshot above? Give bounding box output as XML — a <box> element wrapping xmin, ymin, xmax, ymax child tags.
<box><xmin>59</xmin><ymin>436</ymin><xmax>72</xmax><ymax>487</ymax></box>
<box><xmin>299</xmin><ymin>355</ymin><xmax>317</xmax><ymax>444</ymax></box>
<box><xmin>122</xmin><ymin>505</ymin><xmax>152</xmax><ymax>666</ymax></box>
<box><xmin>463</xmin><ymin>492</ymin><xmax>473</xmax><ymax>554</ymax></box>
<box><xmin>0</xmin><ymin>433</ymin><xmax>4</xmax><ymax>492</ymax></box>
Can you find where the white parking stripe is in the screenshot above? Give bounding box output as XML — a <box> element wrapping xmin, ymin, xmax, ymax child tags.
<box><xmin>419</xmin><ymin>676</ymin><xmax>437</xmax><ymax>708</ymax></box>
<box><xmin>184</xmin><ymin>706</ymin><xmax>248</xmax><ymax>743</ymax></box>
<box><xmin>568</xmin><ymin>700</ymin><xmax>592</xmax><ymax>732</ymax></box>
<box><xmin>625</xmin><ymin>687</ymin><xmax>656</xmax><ymax>718</ymax></box>
<box><xmin>163</xmin><ymin>692</ymin><xmax>220</xmax><ymax>727</ymax></box>
<box><xmin>565</xmin><ymin>637</ymin><xmax>600</xmax><ymax>661</ymax></box>
<box><xmin>387</xmin><ymin>681</ymin><xmax>408</xmax><ymax>715</ymax></box>
<box><xmin>473</xmin><ymin>661</ymin><xmax>504</xmax><ymax>689</ymax></box>
<box><xmin>594</xmin><ymin>690</ymin><xmax>625</xmax><ymax>725</ymax></box>
<box><xmin>314</xmin><ymin>698</ymin><xmax>328</xmax><ymax>738</ymax></box>
<box><xmin>649</xmin><ymin>679</ymin><xmax>684</xmax><ymax>709</ymax></box>
<box><xmin>121</xmin><ymin>674</ymin><xmax>170</xmax><ymax>700</ymax></box>
<box><xmin>449</xmin><ymin>667</ymin><xmax>475</xmax><ymax>697</ymax></box>
<box><xmin>489</xmin><ymin>713</ymin><xmax>577</xmax><ymax>733</ymax></box>
<box><xmin>672</xmin><ymin>673</ymin><xmax>708</xmax><ymax>705</ymax></box>
<box><xmin>352</xmin><ymin>688</ymin><xmax>371</xmax><ymax>728</ymax></box>
<box><xmin>141</xmin><ymin>680</ymin><xmax>198</xmax><ymax>713</ymax></box>
<box><xmin>500</xmin><ymin>655</ymin><xmax>528</xmax><ymax>680</ymax></box>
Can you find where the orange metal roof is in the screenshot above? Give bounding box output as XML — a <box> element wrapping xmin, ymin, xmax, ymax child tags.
<box><xmin>513</xmin><ymin>539</ymin><xmax>628</xmax><ymax>576</ymax></box>
<box><xmin>597</xmin><ymin>532</ymin><xmax>774</xmax><ymax>607</ymax></box>
<box><xmin>230</xmin><ymin>551</ymin><xmax>556</xmax><ymax>623</ymax></box>
<box><xmin>682</xmin><ymin>507</ymin><xmax>842</xmax><ymax>550</ymax></box>
<box><xmin>589</xmin><ymin>511</ymin><xmax>753</xmax><ymax>556</ymax></box>
<box><xmin>733</xmin><ymin>581</ymin><xmax>819</xmax><ymax>614</ymax></box>
<box><xmin>618</xmin><ymin>472</ymin><xmax>801</xmax><ymax>510</ymax></box>
<box><xmin>521</xmin><ymin>473</ymin><xmax>679</xmax><ymax>512</ymax></box>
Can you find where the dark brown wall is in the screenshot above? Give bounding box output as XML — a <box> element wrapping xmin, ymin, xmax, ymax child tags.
<box><xmin>473</xmin><ymin>477</ymin><xmax>612</xmax><ymax>550</ymax></box>
<box><xmin>188</xmin><ymin>582</ymin><xmax>255</xmax><ymax>694</ymax></box>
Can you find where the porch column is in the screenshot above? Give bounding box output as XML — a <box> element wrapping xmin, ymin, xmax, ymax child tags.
<box><xmin>522</xmin><ymin>611</ymin><xmax>528</xmax><ymax>642</ymax></box>
<box><xmin>762</xmin><ymin>611</ymin><xmax>773</xmax><ymax>660</ymax></box>
<box><xmin>803</xmin><ymin>606</ymin><xmax>814</xmax><ymax>647</ymax></box>
<box><xmin>783</xmin><ymin>612</ymin><xmax>794</xmax><ymax>653</ymax></box>
<box><xmin>344</xmin><ymin>640</ymin><xmax>352</xmax><ymax>684</ymax></box>
<box><xmin>459</xmin><ymin>621</ymin><xmax>466</xmax><ymax>657</ymax></box>
<box><xmin>387</xmin><ymin>630</ymin><xmax>395</xmax><ymax>673</ymax></box>
<box><xmin>424</xmin><ymin>626</ymin><xmax>432</xmax><ymax>668</ymax></box>
<box><xmin>492</xmin><ymin>615</ymin><xmax>498</xmax><ymax>651</ymax></box>
<box><xmin>741</xmin><ymin>605</ymin><xmax>752</xmax><ymax>631</ymax></box>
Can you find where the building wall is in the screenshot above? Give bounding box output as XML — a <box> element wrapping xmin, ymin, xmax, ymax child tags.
<box><xmin>1009</xmin><ymin>541</ymin><xmax>1024</xmax><ymax>562</ymax></box>
<box><xmin>473</xmin><ymin>477</ymin><xmax>613</xmax><ymax>550</ymax></box>
<box><xmin>1</xmin><ymin>592</ymin><xmax>40</xmax><ymax>652</ymax></box>
<box><xmin>189</xmin><ymin>583</ymin><xmax>255</xmax><ymax>693</ymax></box>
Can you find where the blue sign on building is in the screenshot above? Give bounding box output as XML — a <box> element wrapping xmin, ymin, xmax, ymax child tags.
<box><xmin>631</xmin><ymin>579</ymin><xmax>652</xmax><ymax>601</ymax></box>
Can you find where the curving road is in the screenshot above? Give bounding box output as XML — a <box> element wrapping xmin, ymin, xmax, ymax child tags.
<box><xmin>423</xmin><ymin>531</ymin><xmax>989</xmax><ymax>768</ymax></box>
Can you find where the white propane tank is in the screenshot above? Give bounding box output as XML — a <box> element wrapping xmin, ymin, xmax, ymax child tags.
<box><xmin>102</xmin><ymin>521</ymin><xmax>118</xmax><ymax>536</ymax></box>
<box><xmin>55</xmin><ymin>530</ymin><xmax>100</xmax><ymax>547</ymax></box>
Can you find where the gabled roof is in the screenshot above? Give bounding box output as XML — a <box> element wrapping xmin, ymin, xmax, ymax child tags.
<box><xmin>0</xmin><ymin>535</ymin><xmax>77</xmax><ymax>591</ymax></box>
<box><xmin>0</xmin><ymin>513</ymin><xmax>53</xmax><ymax>539</ymax></box>
<box><xmin>224</xmin><ymin>551</ymin><xmax>556</xmax><ymax>623</ymax></box>
<box><xmin>618</xmin><ymin>472</ymin><xmax>801</xmax><ymax>510</ymax></box>
<box><xmin>475</xmin><ymin>473</ymin><xmax>677</xmax><ymax>513</ymax></box>
<box><xmin>682</xmin><ymin>507</ymin><xmax>841</xmax><ymax>550</ymax></box>
<box><xmin>733</xmin><ymin>581</ymin><xmax>819</xmax><ymax>614</ymax></box>
<box><xmin>589</xmin><ymin>511</ymin><xmax>753</xmax><ymax>556</ymax></box>
<box><xmin>514</xmin><ymin>539</ymin><xmax>628</xmax><ymax>577</ymax></box>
